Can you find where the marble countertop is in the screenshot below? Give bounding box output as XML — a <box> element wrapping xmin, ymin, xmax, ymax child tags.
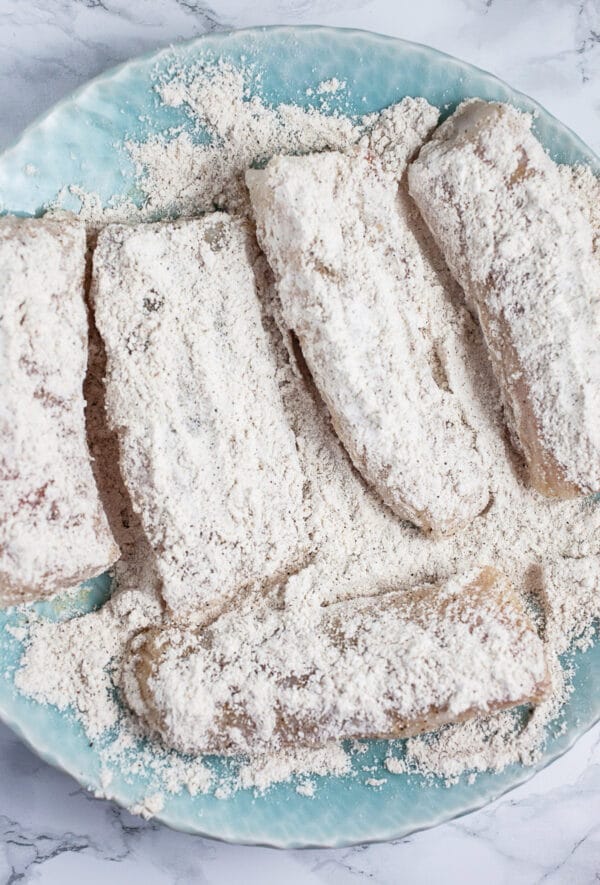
<box><xmin>1</xmin><ymin>1</ymin><xmax>599</xmax><ymax>882</ymax></box>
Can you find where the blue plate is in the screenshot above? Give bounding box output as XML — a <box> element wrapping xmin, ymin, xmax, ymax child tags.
<box><xmin>0</xmin><ymin>26</ymin><xmax>598</xmax><ymax>848</ymax></box>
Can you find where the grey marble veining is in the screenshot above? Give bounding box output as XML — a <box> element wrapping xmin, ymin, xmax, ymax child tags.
<box><xmin>1</xmin><ymin>1</ymin><xmax>599</xmax><ymax>882</ymax></box>
<box><xmin>0</xmin><ymin>719</ymin><xmax>599</xmax><ymax>883</ymax></box>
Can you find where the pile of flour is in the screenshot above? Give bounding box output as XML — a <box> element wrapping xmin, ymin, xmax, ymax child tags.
<box><xmin>12</xmin><ymin>61</ymin><xmax>600</xmax><ymax>805</ymax></box>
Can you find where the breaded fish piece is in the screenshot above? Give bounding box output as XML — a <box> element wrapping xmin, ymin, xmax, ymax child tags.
<box><xmin>0</xmin><ymin>215</ymin><xmax>119</xmax><ymax>606</ymax></box>
<box><xmin>123</xmin><ymin>566</ymin><xmax>549</xmax><ymax>756</ymax></box>
<box><xmin>408</xmin><ymin>100</ymin><xmax>600</xmax><ymax>497</ymax></box>
<box><xmin>91</xmin><ymin>216</ymin><xmax>308</xmax><ymax>617</ymax></box>
<box><xmin>246</xmin><ymin>152</ymin><xmax>489</xmax><ymax>535</ymax></box>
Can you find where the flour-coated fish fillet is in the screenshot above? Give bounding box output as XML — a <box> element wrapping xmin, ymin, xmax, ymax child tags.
<box><xmin>0</xmin><ymin>215</ymin><xmax>119</xmax><ymax>605</ymax></box>
<box><xmin>247</xmin><ymin>152</ymin><xmax>489</xmax><ymax>534</ymax></box>
<box><xmin>123</xmin><ymin>566</ymin><xmax>549</xmax><ymax>756</ymax></box>
<box><xmin>91</xmin><ymin>215</ymin><xmax>308</xmax><ymax>617</ymax></box>
<box><xmin>408</xmin><ymin>100</ymin><xmax>600</xmax><ymax>497</ymax></box>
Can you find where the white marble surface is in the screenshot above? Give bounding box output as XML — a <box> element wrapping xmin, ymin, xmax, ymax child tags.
<box><xmin>0</xmin><ymin>0</ymin><xmax>599</xmax><ymax>881</ymax></box>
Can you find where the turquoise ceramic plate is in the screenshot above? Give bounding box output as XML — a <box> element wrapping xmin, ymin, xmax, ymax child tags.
<box><xmin>0</xmin><ymin>26</ymin><xmax>598</xmax><ymax>848</ymax></box>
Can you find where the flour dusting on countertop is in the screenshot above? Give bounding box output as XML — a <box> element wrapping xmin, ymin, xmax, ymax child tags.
<box><xmin>12</xmin><ymin>65</ymin><xmax>600</xmax><ymax>805</ymax></box>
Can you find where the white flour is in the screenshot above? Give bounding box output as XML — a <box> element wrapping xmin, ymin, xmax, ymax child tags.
<box><xmin>13</xmin><ymin>63</ymin><xmax>600</xmax><ymax>804</ymax></box>
<box><xmin>130</xmin><ymin>64</ymin><xmax>364</xmax><ymax>218</ymax></box>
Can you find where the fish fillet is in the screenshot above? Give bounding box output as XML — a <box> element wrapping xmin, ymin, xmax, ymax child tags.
<box><xmin>91</xmin><ymin>215</ymin><xmax>308</xmax><ymax>617</ymax></box>
<box><xmin>123</xmin><ymin>566</ymin><xmax>549</xmax><ymax>756</ymax></box>
<box><xmin>247</xmin><ymin>152</ymin><xmax>489</xmax><ymax>535</ymax></box>
<box><xmin>0</xmin><ymin>215</ymin><xmax>119</xmax><ymax>605</ymax></box>
<box><xmin>408</xmin><ymin>99</ymin><xmax>600</xmax><ymax>497</ymax></box>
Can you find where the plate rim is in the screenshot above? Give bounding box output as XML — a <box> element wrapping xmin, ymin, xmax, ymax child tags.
<box><xmin>1</xmin><ymin>24</ymin><xmax>598</xmax><ymax>172</ymax></box>
<box><xmin>2</xmin><ymin>692</ymin><xmax>599</xmax><ymax>849</ymax></box>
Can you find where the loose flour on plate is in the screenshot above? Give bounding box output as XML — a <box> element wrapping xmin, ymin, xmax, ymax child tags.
<box><xmin>14</xmin><ymin>62</ymin><xmax>600</xmax><ymax>804</ymax></box>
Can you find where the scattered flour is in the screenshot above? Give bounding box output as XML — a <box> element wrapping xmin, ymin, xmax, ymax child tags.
<box><xmin>295</xmin><ymin>781</ymin><xmax>316</xmax><ymax>798</ymax></box>
<box><xmin>130</xmin><ymin>793</ymin><xmax>165</xmax><ymax>819</ymax></box>
<box><xmin>12</xmin><ymin>62</ymin><xmax>600</xmax><ymax>806</ymax></box>
<box><xmin>384</xmin><ymin>756</ymin><xmax>408</xmax><ymax>776</ymax></box>
<box><xmin>130</xmin><ymin>65</ymin><xmax>364</xmax><ymax>218</ymax></box>
<box><xmin>316</xmin><ymin>78</ymin><xmax>346</xmax><ymax>95</ymax></box>
<box><xmin>5</xmin><ymin>624</ymin><xmax>27</xmax><ymax>642</ymax></box>
<box><xmin>237</xmin><ymin>744</ymin><xmax>352</xmax><ymax>793</ymax></box>
<box><xmin>365</xmin><ymin>777</ymin><xmax>387</xmax><ymax>788</ymax></box>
